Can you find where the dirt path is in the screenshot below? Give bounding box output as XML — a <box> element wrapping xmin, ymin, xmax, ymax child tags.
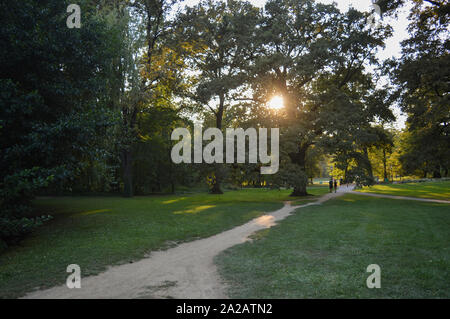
<box><xmin>350</xmin><ymin>191</ymin><xmax>450</xmax><ymax>204</ymax></box>
<box><xmin>23</xmin><ymin>186</ymin><xmax>354</xmax><ymax>299</ymax></box>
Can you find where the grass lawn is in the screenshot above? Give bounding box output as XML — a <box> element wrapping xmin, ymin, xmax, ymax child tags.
<box><xmin>216</xmin><ymin>194</ymin><xmax>450</xmax><ymax>298</ymax></box>
<box><xmin>0</xmin><ymin>187</ymin><xmax>327</xmax><ymax>299</ymax></box>
<box><xmin>357</xmin><ymin>180</ymin><xmax>450</xmax><ymax>201</ymax></box>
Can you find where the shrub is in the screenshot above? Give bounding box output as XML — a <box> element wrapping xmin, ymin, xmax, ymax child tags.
<box><xmin>0</xmin><ymin>215</ymin><xmax>52</xmax><ymax>253</ymax></box>
<box><xmin>0</xmin><ymin>168</ymin><xmax>54</xmax><ymax>251</ymax></box>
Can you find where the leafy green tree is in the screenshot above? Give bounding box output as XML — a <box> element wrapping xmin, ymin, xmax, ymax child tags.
<box><xmin>368</xmin><ymin>126</ymin><xmax>395</xmax><ymax>181</ymax></box>
<box><xmin>0</xmin><ymin>0</ymin><xmax>123</xmax><ymax>248</ymax></box>
<box><xmin>174</xmin><ymin>0</ymin><xmax>260</xmax><ymax>194</ymax></box>
<box><xmin>112</xmin><ymin>0</ymin><xmax>177</xmax><ymax>197</ymax></box>
<box><xmin>388</xmin><ymin>0</ymin><xmax>449</xmax><ymax>177</ymax></box>
<box><xmin>250</xmin><ymin>0</ymin><xmax>392</xmax><ymax>195</ymax></box>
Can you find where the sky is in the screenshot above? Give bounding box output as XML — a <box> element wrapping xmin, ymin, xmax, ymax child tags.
<box><xmin>178</xmin><ymin>0</ymin><xmax>413</xmax><ymax>128</ymax></box>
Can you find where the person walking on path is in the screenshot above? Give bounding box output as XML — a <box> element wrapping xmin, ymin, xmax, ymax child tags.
<box><xmin>329</xmin><ymin>178</ymin><xmax>333</xmax><ymax>193</ymax></box>
<box><xmin>334</xmin><ymin>179</ymin><xmax>338</xmax><ymax>193</ymax></box>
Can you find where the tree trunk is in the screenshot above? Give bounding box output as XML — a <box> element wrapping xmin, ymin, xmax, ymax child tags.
<box><xmin>210</xmin><ymin>170</ymin><xmax>223</xmax><ymax>194</ymax></box>
<box><xmin>168</xmin><ymin>134</ymin><xmax>175</xmax><ymax>194</ymax></box>
<box><xmin>344</xmin><ymin>163</ymin><xmax>349</xmax><ymax>183</ymax></box>
<box><xmin>122</xmin><ymin>149</ymin><xmax>133</xmax><ymax>197</ymax></box>
<box><xmin>121</xmin><ymin>106</ymin><xmax>137</xmax><ymax>197</ymax></box>
<box><xmin>291</xmin><ymin>184</ymin><xmax>308</xmax><ymax>196</ymax></box>
<box><xmin>289</xmin><ymin>143</ymin><xmax>310</xmax><ymax>197</ymax></box>
<box><xmin>362</xmin><ymin>147</ymin><xmax>374</xmax><ymax>181</ymax></box>
<box><xmin>210</xmin><ymin>93</ymin><xmax>225</xmax><ymax>194</ymax></box>
<box><xmin>383</xmin><ymin>148</ymin><xmax>388</xmax><ymax>180</ymax></box>
<box><xmin>433</xmin><ymin>165</ymin><xmax>441</xmax><ymax>178</ymax></box>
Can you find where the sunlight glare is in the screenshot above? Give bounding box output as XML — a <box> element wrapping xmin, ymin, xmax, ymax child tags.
<box><xmin>267</xmin><ymin>96</ymin><xmax>284</xmax><ymax>110</ymax></box>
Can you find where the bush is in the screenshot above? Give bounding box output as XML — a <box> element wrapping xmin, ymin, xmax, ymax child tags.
<box><xmin>0</xmin><ymin>215</ymin><xmax>52</xmax><ymax>253</ymax></box>
<box><xmin>0</xmin><ymin>168</ymin><xmax>54</xmax><ymax>251</ymax></box>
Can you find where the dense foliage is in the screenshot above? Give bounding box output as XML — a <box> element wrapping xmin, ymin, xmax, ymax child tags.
<box><xmin>0</xmin><ymin>0</ymin><xmax>448</xmax><ymax>249</ymax></box>
<box><xmin>0</xmin><ymin>0</ymin><xmax>122</xmax><ymax>248</ymax></box>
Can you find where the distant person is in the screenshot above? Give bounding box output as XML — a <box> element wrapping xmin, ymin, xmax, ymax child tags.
<box><xmin>329</xmin><ymin>178</ymin><xmax>333</xmax><ymax>193</ymax></box>
<box><xmin>339</xmin><ymin>178</ymin><xmax>343</xmax><ymax>186</ymax></box>
<box><xmin>334</xmin><ymin>179</ymin><xmax>338</xmax><ymax>193</ymax></box>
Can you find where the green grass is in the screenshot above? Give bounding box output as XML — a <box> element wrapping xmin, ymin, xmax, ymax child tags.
<box><xmin>216</xmin><ymin>194</ymin><xmax>450</xmax><ymax>298</ymax></box>
<box><xmin>357</xmin><ymin>180</ymin><xmax>450</xmax><ymax>201</ymax></box>
<box><xmin>0</xmin><ymin>187</ymin><xmax>327</xmax><ymax>299</ymax></box>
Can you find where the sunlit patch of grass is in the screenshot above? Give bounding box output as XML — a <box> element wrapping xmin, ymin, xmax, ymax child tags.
<box><xmin>77</xmin><ymin>209</ymin><xmax>111</xmax><ymax>216</ymax></box>
<box><xmin>173</xmin><ymin>205</ymin><xmax>216</xmax><ymax>214</ymax></box>
<box><xmin>0</xmin><ymin>187</ymin><xmax>325</xmax><ymax>299</ymax></box>
<box><xmin>162</xmin><ymin>197</ymin><xmax>187</xmax><ymax>204</ymax></box>
<box><xmin>357</xmin><ymin>181</ymin><xmax>450</xmax><ymax>201</ymax></box>
<box><xmin>216</xmin><ymin>194</ymin><xmax>450</xmax><ymax>298</ymax></box>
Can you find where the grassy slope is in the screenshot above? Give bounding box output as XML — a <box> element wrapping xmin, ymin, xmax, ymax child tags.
<box><xmin>357</xmin><ymin>180</ymin><xmax>450</xmax><ymax>201</ymax></box>
<box><xmin>0</xmin><ymin>187</ymin><xmax>327</xmax><ymax>298</ymax></box>
<box><xmin>216</xmin><ymin>194</ymin><xmax>450</xmax><ymax>298</ymax></box>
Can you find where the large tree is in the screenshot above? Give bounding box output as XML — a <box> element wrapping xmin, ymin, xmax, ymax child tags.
<box><xmin>388</xmin><ymin>0</ymin><xmax>449</xmax><ymax>177</ymax></box>
<box><xmin>249</xmin><ymin>0</ymin><xmax>392</xmax><ymax>195</ymax></box>
<box><xmin>175</xmin><ymin>0</ymin><xmax>260</xmax><ymax>193</ymax></box>
<box><xmin>115</xmin><ymin>0</ymin><xmax>187</xmax><ymax>196</ymax></box>
<box><xmin>0</xmin><ymin>0</ymin><xmax>123</xmax><ymax>247</ymax></box>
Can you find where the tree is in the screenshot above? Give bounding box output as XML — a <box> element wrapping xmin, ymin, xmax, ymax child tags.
<box><xmin>116</xmin><ymin>0</ymin><xmax>182</xmax><ymax>197</ymax></box>
<box><xmin>388</xmin><ymin>0</ymin><xmax>449</xmax><ymax>177</ymax></box>
<box><xmin>250</xmin><ymin>0</ymin><xmax>392</xmax><ymax>195</ymax></box>
<box><xmin>0</xmin><ymin>0</ymin><xmax>123</xmax><ymax>248</ymax></box>
<box><xmin>368</xmin><ymin>126</ymin><xmax>395</xmax><ymax>181</ymax></box>
<box><xmin>175</xmin><ymin>0</ymin><xmax>260</xmax><ymax>194</ymax></box>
